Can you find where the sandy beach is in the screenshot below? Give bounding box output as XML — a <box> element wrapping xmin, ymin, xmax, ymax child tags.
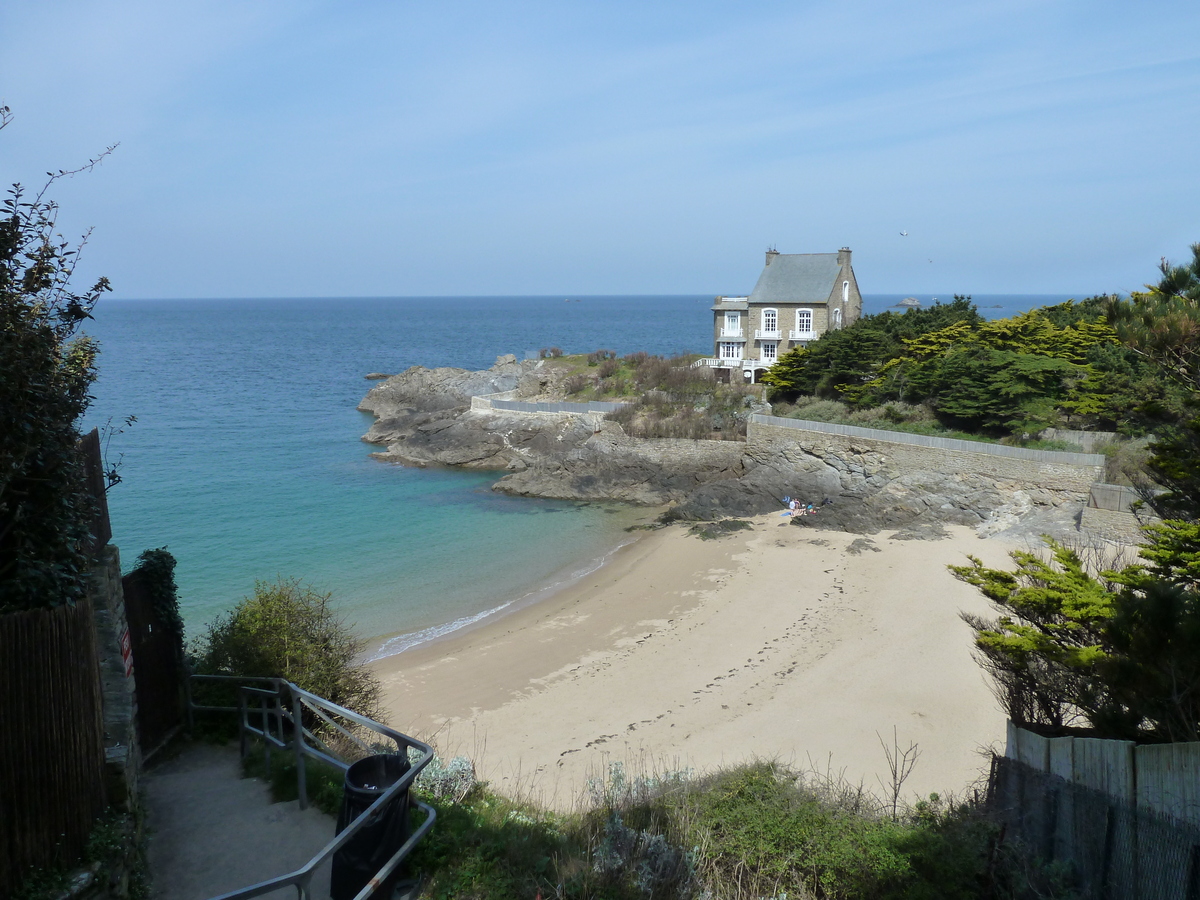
<box><xmin>372</xmin><ymin>514</ymin><xmax>1025</xmax><ymax>809</ymax></box>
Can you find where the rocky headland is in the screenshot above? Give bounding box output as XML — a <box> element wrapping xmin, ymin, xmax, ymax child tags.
<box><xmin>359</xmin><ymin>356</ymin><xmax>1101</xmax><ymax>539</ymax></box>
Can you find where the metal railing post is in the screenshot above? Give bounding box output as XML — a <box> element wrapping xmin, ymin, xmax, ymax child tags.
<box><xmin>185</xmin><ymin>674</ymin><xmax>436</xmax><ymax>900</ymax></box>
<box><xmin>261</xmin><ymin>696</ymin><xmax>271</xmax><ymax>772</ymax></box>
<box><xmin>290</xmin><ymin>683</ymin><xmax>308</xmax><ymax>810</ymax></box>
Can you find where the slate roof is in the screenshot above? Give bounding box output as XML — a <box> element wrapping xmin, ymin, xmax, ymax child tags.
<box><xmin>747</xmin><ymin>253</ymin><xmax>841</xmax><ymax>305</ymax></box>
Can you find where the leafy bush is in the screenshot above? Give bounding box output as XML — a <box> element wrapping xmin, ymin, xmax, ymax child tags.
<box><xmin>398</xmin><ymin>752</ymin><xmax>1075</xmax><ymax>900</ymax></box>
<box><xmin>126</xmin><ymin>547</ymin><xmax>184</xmax><ymax>642</ymax></box>
<box><xmin>954</xmin><ymin>525</ymin><xmax>1200</xmax><ymax>742</ymax></box>
<box><xmin>762</xmin><ymin>295</ymin><xmax>1187</xmax><ymax>440</ymax></box>
<box><xmin>1</xmin><ymin>131</ymin><xmax>112</xmax><ymax>612</ymax></box>
<box><xmin>190</xmin><ymin>577</ymin><xmax>381</xmax><ymax>719</ymax></box>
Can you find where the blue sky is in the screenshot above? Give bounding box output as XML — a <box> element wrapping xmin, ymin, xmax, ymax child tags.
<box><xmin>2</xmin><ymin>1</ymin><xmax>1198</xmax><ymax>298</ymax></box>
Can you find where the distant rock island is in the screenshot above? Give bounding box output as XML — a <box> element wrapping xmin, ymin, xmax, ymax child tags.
<box><xmin>358</xmin><ymin>356</ymin><xmax>1099</xmax><ymax>539</ymax></box>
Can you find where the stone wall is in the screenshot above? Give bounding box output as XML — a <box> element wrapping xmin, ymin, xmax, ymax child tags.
<box><xmin>90</xmin><ymin>546</ymin><xmax>140</xmax><ymax>813</ymax></box>
<box><xmin>1079</xmin><ymin>507</ymin><xmax>1151</xmax><ymax>545</ymax></box>
<box><xmin>748</xmin><ymin>416</ymin><xmax>1105</xmax><ymax>495</ymax></box>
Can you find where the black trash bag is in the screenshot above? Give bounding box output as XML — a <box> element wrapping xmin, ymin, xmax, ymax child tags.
<box><xmin>330</xmin><ymin>753</ymin><xmax>412</xmax><ymax>900</ymax></box>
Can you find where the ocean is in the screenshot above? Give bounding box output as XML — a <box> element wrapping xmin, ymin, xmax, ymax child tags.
<box><xmin>81</xmin><ymin>293</ymin><xmax>1074</xmax><ymax>657</ymax></box>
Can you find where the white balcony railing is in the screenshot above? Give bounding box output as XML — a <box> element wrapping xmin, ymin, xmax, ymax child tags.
<box><xmin>719</xmin><ymin>328</ymin><xmax>744</xmax><ymax>338</ymax></box>
<box><xmin>789</xmin><ymin>330</ymin><xmax>817</xmax><ymax>341</ymax></box>
<box><xmin>696</xmin><ymin>356</ymin><xmax>777</xmax><ymax>371</ymax></box>
<box><xmin>755</xmin><ymin>329</ymin><xmax>782</xmax><ymax>340</ymax></box>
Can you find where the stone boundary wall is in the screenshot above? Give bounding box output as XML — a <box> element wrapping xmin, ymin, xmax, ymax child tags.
<box><xmin>1041</xmin><ymin>427</ymin><xmax>1118</xmax><ymax>454</ymax></box>
<box><xmin>1088</xmin><ymin>482</ymin><xmax>1144</xmax><ymax>512</ymax></box>
<box><xmin>91</xmin><ymin>545</ymin><xmax>140</xmax><ymax>813</ymax></box>
<box><xmin>751</xmin><ymin>414</ymin><xmax>1107</xmax><ymax>466</ymax></box>
<box><xmin>748</xmin><ymin>415</ymin><xmax>1105</xmax><ymax>493</ymax></box>
<box><xmin>472</xmin><ymin>393</ymin><xmax>629</xmax><ymax>415</ymax></box>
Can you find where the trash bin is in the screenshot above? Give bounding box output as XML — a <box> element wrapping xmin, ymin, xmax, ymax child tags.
<box><xmin>330</xmin><ymin>753</ymin><xmax>412</xmax><ymax>900</ymax></box>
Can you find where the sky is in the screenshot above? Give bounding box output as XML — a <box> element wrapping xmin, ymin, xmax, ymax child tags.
<box><xmin>1</xmin><ymin>1</ymin><xmax>1198</xmax><ymax>299</ymax></box>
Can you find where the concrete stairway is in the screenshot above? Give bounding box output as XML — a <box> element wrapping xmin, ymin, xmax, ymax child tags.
<box><xmin>142</xmin><ymin>742</ymin><xmax>336</xmax><ymax>900</ymax></box>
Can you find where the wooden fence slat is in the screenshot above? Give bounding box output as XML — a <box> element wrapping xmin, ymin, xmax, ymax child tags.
<box><xmin>0</xmin><ymin>599</ymin><xmax>107</xmax><ymax>895</ymax></box>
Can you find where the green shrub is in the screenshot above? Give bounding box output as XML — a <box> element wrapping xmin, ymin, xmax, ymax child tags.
<box><xmin>1</xmin><ymin>167</ymin><xmax>110</xmax><ymax>612</ymax></box>
<box><xmin>190</xmin><ymin>577</ymin><xmax>381</xmax><ymax>719</ymax></box>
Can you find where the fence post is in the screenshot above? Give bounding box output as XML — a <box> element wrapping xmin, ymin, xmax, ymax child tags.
<box><xmin>290</xmin><ymin>683</ymin><xmax>308</xmax><ymax>810</ymax></box>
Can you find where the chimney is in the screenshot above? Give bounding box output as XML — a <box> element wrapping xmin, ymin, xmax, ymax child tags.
<box><xmin>765</xmin><ymin>248</ymin><xmax>779</xmax><ymax>266</ymax></box>
<box><xmin>837</xmin><ymin>247</ymin><xmax>851</xmax><ymax>266</ymax></box>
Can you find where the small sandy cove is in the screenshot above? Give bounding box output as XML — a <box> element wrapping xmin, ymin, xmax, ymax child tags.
<box><xmin>372</xmin><ymin>514</ymin><xmax>1023</xmax><ymax>809</ymax></box>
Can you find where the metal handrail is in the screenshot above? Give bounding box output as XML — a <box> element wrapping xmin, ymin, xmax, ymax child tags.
<box><xmin>188</xmin><ymin>674</ymin><xmax>437</xmax><ymax>900</ymax></box>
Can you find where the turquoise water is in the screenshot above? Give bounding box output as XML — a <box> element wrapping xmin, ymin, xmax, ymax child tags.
<box><xmin>81</xmin><ymin>293</ymin><xmax>1072</xmax><ymax>655</ymax></box>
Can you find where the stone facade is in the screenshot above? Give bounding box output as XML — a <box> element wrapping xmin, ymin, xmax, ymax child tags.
<box><xmin>709</xmin><ymin>247</ymin><xmax>863</xmax><ymax>383</ymax></box>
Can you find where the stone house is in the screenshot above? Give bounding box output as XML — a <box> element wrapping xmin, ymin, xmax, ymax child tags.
<box><xmin>704</xmin><ymin>248</ymin><xmax>863</xmax><ymax>383</ymax></box>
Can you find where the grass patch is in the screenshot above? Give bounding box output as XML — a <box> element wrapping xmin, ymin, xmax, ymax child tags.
<box><xmin>242</xmin><ymin>740</ymin><xmax>347</xmax><ymax>815</ymax></box>
<box><xmin>12</xmin><ymin>809</ymin><xmax>147</xmax><ymax>900</ymax></box>
<box><xmin>773</xmin><ymin>396</ymin><xmax>1103</xmax><ymax>451</ymax></box>
<box><xmin>392</xmin><ymin>756</ymin><xmax>1078</xmax><ymax>899</ymax></box>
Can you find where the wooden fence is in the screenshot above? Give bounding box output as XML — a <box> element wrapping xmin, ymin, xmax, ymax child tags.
<box><xmin>1007</xmin><ymin>721</ymin><xmax>1200</xmax><ymax>826</ymax></box>
<box><xmin>0</xmin><ymin>598</ymin><xmax>107</xmax><ymax>894</ymax></box>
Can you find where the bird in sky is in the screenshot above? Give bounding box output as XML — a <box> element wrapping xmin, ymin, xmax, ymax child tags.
<box><xmin>900</xmin><ymin>230</ymin><xmax>909</xmax><ymax>236</ymax></box>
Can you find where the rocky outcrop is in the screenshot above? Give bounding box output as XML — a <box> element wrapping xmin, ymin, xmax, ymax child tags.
<box><xmin>360</xmin><ymin>364</ymin><xmax>747</xmax><ymax>504</ymax></box>
<box><xmin>359</xmin><ymin>359</ymin><xmax>1095</xmax><ymax>538</ymax></box>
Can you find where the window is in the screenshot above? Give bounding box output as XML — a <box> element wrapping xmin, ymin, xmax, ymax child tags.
<box><xmin>724</xmin><ymin>311</ymin><xmax>740</xmax><ymax>334</ymax></box>
<box><xmin>842</xmin><ymin>281</ymin><xmax>850</xmax><ymax>303</ymax></box>
<box><xmin>832</xmin><ymin>307</ymin><xmax>843</xmax><ymax>328</ymax></box>
<box><xmin>762</xmin><ymin>309</ymin><xmax>778</xmax><ymax>332</ymax></box>
<box><xmin>795</xmin><ymin>309</ymin><xmax>813</xmax><ymax>333</ymax></box>
<box><xmin>719</xmin><ymin>342</ymin><xmax>742</xmax><ymax>360</ymax></box>
<box><xmin>761</xmin><ymin>341</ymin><xmax>778</xmax><ymax>362</ymax></box>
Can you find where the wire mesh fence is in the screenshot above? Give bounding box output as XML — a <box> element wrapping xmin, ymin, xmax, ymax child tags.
<box><xmin>988</xmin><ymin>754</ymin><xmax>1200</xmax><ymax>900</ymax></box>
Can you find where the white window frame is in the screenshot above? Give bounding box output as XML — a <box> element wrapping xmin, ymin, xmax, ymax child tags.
<box><xmin>842</xmin><ymin>280</ymin><xmax>850</xmax><ymax>303</ymax></box>
<box><xmin>719</xmin><ymin>341</ymin><xmax>743</xmax><ymax>361</ymax></box>
<box><xmin>722</xmin><ymin>311</ymin><xmax>741</xmax><ymax>336</ymax></box>
<box><xmin>761</xmin><ymin>341</ymin><xmax>778</xmax><ymax>362</ymax></box>
<box><xmin>762</xmin><ymin>308</ymin><xmax>778</xmax><ymax>332</ymax></box>
<box><xmin>795</xmin><ymin>308</ymin><xmax>813</xmax><ymax>334</ymax></box>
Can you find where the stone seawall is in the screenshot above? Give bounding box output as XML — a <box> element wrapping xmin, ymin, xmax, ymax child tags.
<box><xmin>748</xmin><ymin>417</ymin><xmax>1105</xmax><ymax>496</ymax></box>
